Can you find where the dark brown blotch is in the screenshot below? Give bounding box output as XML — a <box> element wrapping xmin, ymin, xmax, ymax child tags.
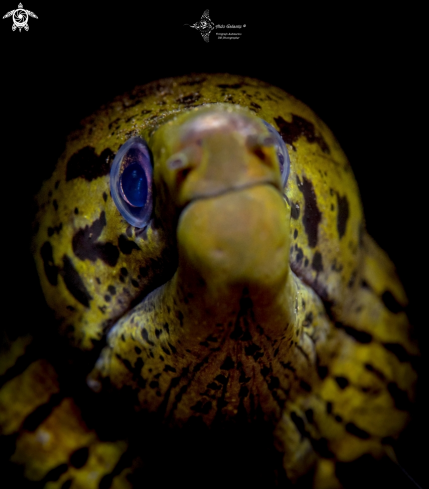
<box><xmin>296</xmin><ymin>176</ymin><xmax>322</xmax><ymax>248</ymax></box>
<box><xmin>345</xmin><ymin>422</ymin><xmax>370</xmax><ymax>439</ymax></box>
<box><xmin>290</xmin><ymin>202</ymin><xmax>300</xmax><ymax>219</ymax></box>
<box><xmin>220</xmin><ymin>356</ymin><xmax>235</xmax><ymax>370</ymax></box>
<box><xmin>176</xmin><ymin>93</ymin><xmax>201</xmax><ymax>105</ymax></box>
<box><xmin>335</xmin><ymin>376</ymin><xmax>349</xmax><ymax>389</ymax></box>
<box><xmin>336</xmin><ymin>193</ymin><xmax>350</xmax><ymax>239</ymax></box>
<box><xmin>312</xmin><ymin>251</ymin><xmax>324</xmax><ymax>273</ymax></box>
<box><xmin>118</xmin><ymin>234</ymin><xmax>140</xmax><ymax>255</ymax></box>
<box><xmin>335</xmin><ymin>323</ymin><xmax>373</xmax><ymax>343</ymax></box>
<box><xmin>61</xmin><ymin>255</ymin><xmax>92</xmax><ymax>307</ymax></box>
<box><xmin>69</xmin><ymin>446</ymin><xmax>89</xmax><ymax>469</ymax></box>
<box><xmin>72</xmin><ymin>211</ymin><xmax>119</xmax><ymax>267</ymax></box>
<box><xmin>274</xmin><ymin>115</ymin><xmax>330</xmax><ymax>154</ymax></box>
<box><xmin>40</xmin><ymin>241</ymin><xmax>59</xmax><ymax>286</ymax></box>
<box><xmin>381</xmin><ymin>290</ymin><xmax>404</xmax><ymax>314</ymax></box>
<box><xmin>217</xmin><ymin>83</ymin><xmax>243</xmax><ymax>89</ymax></box>
<box><xmin>66</xmin><ymin>146</ymin><xmax>113</xmax><ymax>182</ymax></box>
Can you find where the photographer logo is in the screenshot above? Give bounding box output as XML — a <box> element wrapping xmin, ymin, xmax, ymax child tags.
<box><xmin>3</xmin><ymin>3</ymin><xmax>38</xmax><ymax>32</ymax></box>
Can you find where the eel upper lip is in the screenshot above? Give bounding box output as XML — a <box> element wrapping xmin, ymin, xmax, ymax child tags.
<box><xmin>179</xmin><ymin>179</ymin><xmax>283</xmax><ymax>215</ymax></box>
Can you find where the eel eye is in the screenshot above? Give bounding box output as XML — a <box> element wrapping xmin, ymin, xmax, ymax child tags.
<box><xmin>110</xmin><ymin>137</ymin><xmax>153</xmax><ymax>228</ymax></box>
<box><xmin>262</xmin><ymin>120</ymin><xmax>291</xmax><ymax>188</ymax></box>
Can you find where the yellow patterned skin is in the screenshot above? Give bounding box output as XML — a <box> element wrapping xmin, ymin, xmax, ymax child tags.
<box><xmin>0</xmin><ymin>74</ymin><xmax>419</xmax><ymax>488</ymax></box>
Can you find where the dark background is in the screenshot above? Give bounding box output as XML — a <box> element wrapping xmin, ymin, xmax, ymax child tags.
<box><xmin>2</xmin><ymin>3</ymin><xmax>426</xmax><ymax>487</ymax></box>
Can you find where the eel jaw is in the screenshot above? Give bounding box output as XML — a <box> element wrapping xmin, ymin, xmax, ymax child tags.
<box><xmin>169</xmin><ymin>182</ymin><xmax>294</xmax><ymax>346</ymax></box>
<box><xmin>150</xmin><ymin>105</ymin><xmax>295</xmax><ymax>344</ymax></box>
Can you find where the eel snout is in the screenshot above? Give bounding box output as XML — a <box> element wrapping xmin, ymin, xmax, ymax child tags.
<box><xmin>152</xmin><ymin>105</ymin><xmax>285</xmax><ymax>225</ymax></box>
<box><xmin>152</xmin><ymin>104</ymin><xmax>293</xmax><ymax>326</ymax></box>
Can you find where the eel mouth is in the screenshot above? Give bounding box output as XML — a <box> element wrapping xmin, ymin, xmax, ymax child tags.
<box><xmin>178</xmin><ymin>179</ymin><xmax>284</xmax><ymax>221</ymax></box>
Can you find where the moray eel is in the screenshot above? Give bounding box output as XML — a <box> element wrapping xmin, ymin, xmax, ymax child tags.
<box><xmin>0</xmin><ymin>74</ymin><xmax>419</xmax><ymax>488</ymax></box>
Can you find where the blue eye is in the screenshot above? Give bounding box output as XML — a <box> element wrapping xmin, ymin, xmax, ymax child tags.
<box><xmin>262</xmin><ymin>120</ymin><xmax>290</xmax><ymax>188</ymax></box>
<box><xmin>110</xmin><ymin>137</ymin><xmax>153</xmax><ymax>227</ymax></box>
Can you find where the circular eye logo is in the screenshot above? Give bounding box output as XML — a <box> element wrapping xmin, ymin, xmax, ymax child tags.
<box><xmin>3</xmin><ymin>3</ymin><xmax>38</xmax><ymax>32</ymax></box>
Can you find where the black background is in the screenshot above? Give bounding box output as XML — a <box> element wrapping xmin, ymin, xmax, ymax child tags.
<box><xmin>2</xmin><ymin>3</ymin><xmax>427</xmax><ymax>487</ymax></box>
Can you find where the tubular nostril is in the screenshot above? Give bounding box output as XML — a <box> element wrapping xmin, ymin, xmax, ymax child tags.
<box><xmin>168</xmin><ymin>153</ymin><xmax>189</xmax><ymax>170</ymax></box>
<box><xmin>166</xmin><ymin>152</ymin><xmax>196</xmax><ymax>187</ymax></box>
<box><xmin>261</xmin><ymin>135</ymin><xmax>276</xmax><ymax>147</ymax></box>
<box><xmin>246</xmin><ymin>134</ymin><xmax>276</xmax><ymax>150</ymax></box>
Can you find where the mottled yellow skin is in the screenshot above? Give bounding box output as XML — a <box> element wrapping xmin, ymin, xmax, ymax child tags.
<box><xmin>0</xmin><ymin>74</ymin><xmax>419</xmax><ymax>488</ymax></box>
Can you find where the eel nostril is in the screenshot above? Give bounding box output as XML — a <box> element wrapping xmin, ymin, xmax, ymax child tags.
<box><xmin>168</xmin><ymin>154</ymin><xmax>189</xmax><ymax>170</ymax></box>
<box><xmin>261</xmin><ymin>135</ymin><xmax>276</xmax><ymax>147</ymax></box>
<box><xmin>246</xmin><ymin>134</ymin><xmax>275</xmax><ymax>150</ymax></box>
<box><xmin>166</xmin><ymin>152</ymin><xmax>195</xmax><ymax>186</ymax></box>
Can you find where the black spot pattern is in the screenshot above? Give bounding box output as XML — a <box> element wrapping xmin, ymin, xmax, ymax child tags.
<box><xmin>364</xmin><ymin>363</ymin><xmax>386</xmax><ymax>381</ymax></box>
<box><xmin>336</xmin><ymin>323</ymin><xmax>373</xmax><ymax>343</ymax></box>
<box><xmin>381</xmin><ymin>290</ymin><xmax>403</xmax><ymax>314</ymax></box>
<box><xmin>315</xmin><ymin>363</ymin><xmax>327</xmax><ymax>378</ymax></box>
<box><xmin>176</xmin><ymin>93</ymin><xmax>201</xmax><ymax>105</ymax></box>
<box><xmin>290</xmin><ymin>412</ymin><xmax>334</xmax><ymax>458</ymax></box>
<box><xmin>295</xmin><ymin>245</ymin><xmax>304</xmax><ymax>263</ymax></box>
<box><xmin>311</xmin><ymin>251</ymin><xmax>324</xmax><ymax>273</ymax></box>
<box><xmin>220</xmin><ymin>357</ymin><xmax>235</xmax><ymax>370</ymax></box>
<box><xmin>66</xmin><ymin>147</ymin><xmax>113</xmax><ymax>182</ymax></box>
<box><xmin>40</xmin><ymin>241</ymin><xmax>59</xmax><ymax>286</ymax></box>
<box><xmin>48</xmin><ymin>223</ymin><xmax>63</xmax><ymax>237</ymax></box>
<box><xmin>345</xmin><ymin>422</ymin><xmax>370</xmax><ymax>439</ymax></box>
<box><xmin>303</xmin><ymin>312</ymin><xmax>313</xmax><ymax>328</ymax></box>
<box><xmin>43</xmin><ymin>463</ymin><xmax>68</xmax><ymax>482</ymax></box>
<box><xmin>335</xmin><ymin>376</ymin><xmax>349</xmax><ymax>389</ymax></box>
<box><xmin>290</xmin><ymin>411</ymin><xmax>306</xmax><ymax>438</ymax></box>
<box><xmin>69</xmin><ymin>447</ymin><xmax>89</xmax><ymax>468</ymax></box>
<box><xmin>383</xmin><ymin>343</ymin><xmax>417</xmax><ymax>367</ymax></box>
<box><xmin>274</xmin><ymin>115</ymin><xmax>330</xmax><ymax>154</ymax></box>
<box><xmin>296</xmin><ymin>176</ymin><xmax>322</xmax><ymax>248</ymax></box>
<box><xmin>336</xmin><ymin>193</ymin><xmax>350</xmax><ymax>239</ymax></box>
<box><xmin>290</xmin><ymin>202</ymin><xmax>300</xmax><ymax>219</ymax></box>
<box><xmin>72</xmin><ymin>212</ymin><xmax>119</xmax><ymax>267</ymax></box>
<box><xmin>118</xmin><ymin>234</ymin><xmax>140</xmax><ymax>254</ymax></box>
<box><xmin>23</xmin><ymin>393</ymin><xmax>63</xmax><ymax>431</ymax></box>
<box><xmin>217</xmin><ymin>83</ymin><xmax>243</xmax><ymax>89</ymax></box>
<box><xmin>61</xmin><ymin>256</ymin><xmax>93</xmax><ymax>307</ymax></box>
